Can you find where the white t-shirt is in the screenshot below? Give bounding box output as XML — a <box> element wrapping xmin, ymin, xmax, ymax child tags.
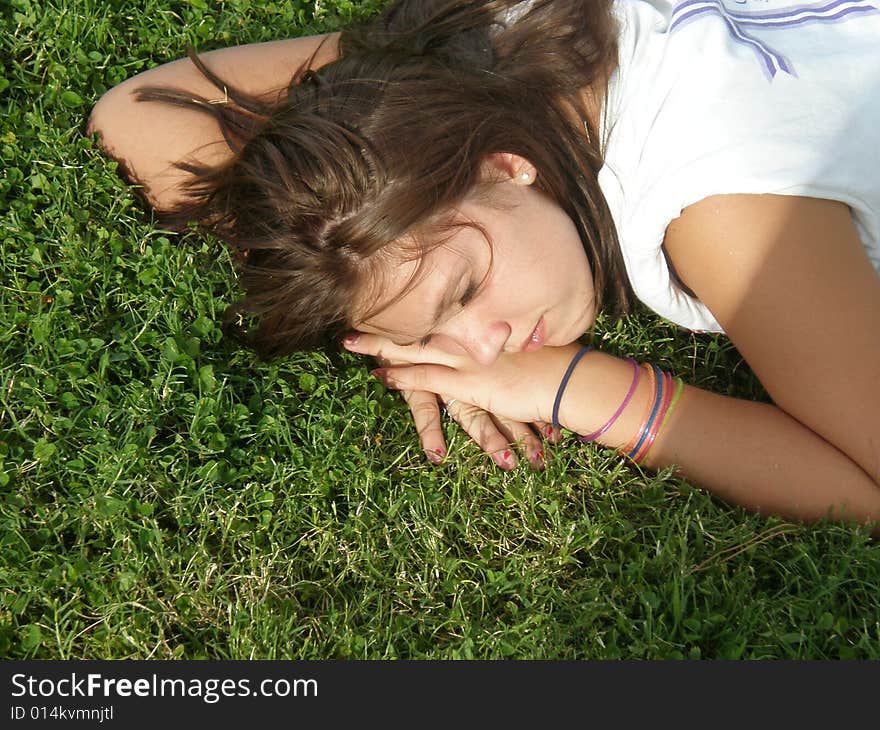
<box><xmin>598</xmin><ymin>0</ymin><xmax>880</xmax><ymax>332</ymax></box>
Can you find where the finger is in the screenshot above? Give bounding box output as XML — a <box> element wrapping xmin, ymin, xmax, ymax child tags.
<box><xmin>490</xmin><ymin>415</ymin><xmax>546</xmax><ymax>469</ymax></box>
<box><xmin>343</xmin><ymin>332</ymin><xmax>454</xmax><ymax>366</ymax></box>
<box><xmin>401</xmin><ymin>389</ymin><xmax>447</xmax><ymax>465</ymax></box>
<box><xmin>533</xmin><ymin>419</ymin><xmax>564</xmax><ymax>444</ymax></box>
<box><xmin>342</xmin><ymin>332</ymin><xmax>408</xmax><ymax>362</ymax></box>
<box><xmin>372</xmin><ymin>363</ymin><xmax>459</xmax><ymax>399</ymax></box>
<box><xmin>448</xmin><ymin>401</ymin><xmax>518</xmax><ymax>470</ymax></box>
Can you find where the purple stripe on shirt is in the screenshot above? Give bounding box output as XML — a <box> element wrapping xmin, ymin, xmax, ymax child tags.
<box><xmin>670</xmin><ymin>0</ymin><xmax>878</xmax><ymax>78</ymax></box>
<box><xmin>671</xmin><ymin>4</ymin><xmax>791</xmax><ymax>76</ymax></box>
<box><xmin>734</xmin><ymin>4</ymin><xmax>879</xmax><ymax>27</ymax></box>
<box><xmin>724</xmin><ymin>0</ymin><xmax>878</xmax><ymax>23</ymax></box>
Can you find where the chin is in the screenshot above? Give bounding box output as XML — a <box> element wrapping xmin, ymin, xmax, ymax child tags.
<box><xmin>548</xmin><ymin>330</ymin><xmax>581</xmax><ymax>348</ymax></box>
<box><xmin>562</xmin><ymin>306</ymin><xmax>596</xmax><ymax>344</ymax></box>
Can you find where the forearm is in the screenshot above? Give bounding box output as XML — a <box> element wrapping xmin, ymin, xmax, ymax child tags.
<box><xmin>560</xmin><ymin>352</ymin><xmax>880</xmax><ymax>531</ymax></box>
<box><xmin>88</xmin><ymin>34</ymin><xmax>339</xmax><ymax>210</ymax></box>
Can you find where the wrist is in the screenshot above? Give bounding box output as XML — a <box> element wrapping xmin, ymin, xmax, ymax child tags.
<box><xmin>556</xmin><ymin>350</ymin><xmax>657</xmax><ymax>449</ymax></box>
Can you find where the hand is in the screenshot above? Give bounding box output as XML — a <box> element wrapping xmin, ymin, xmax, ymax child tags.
<box><xmin>362</xmin><ymin>339</ymin><xmax>585</xmax><ymax>427</ymax></box>
<box><xmin>343</xmin><ymin>334</ymin><xmax>563</xmax><ymax>469</ymax></box>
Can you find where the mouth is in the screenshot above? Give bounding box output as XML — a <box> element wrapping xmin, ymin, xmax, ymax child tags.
<box><xmin>521</xmin><ymin>316</ymin><xmax>546</xmax><ymax>353</ymax></box>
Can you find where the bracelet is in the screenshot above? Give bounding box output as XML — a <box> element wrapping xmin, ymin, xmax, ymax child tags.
<box><xmin>631</xmin><ymin>370</ymin><xmax>674</xmax><ymax>464</ymax></box>
<box><xmin>637</xmin><ymin>376</ymin><xmax>685</xmax><ymax>465</ymax></box>
<box><xmin>577</xmin><ymin>357</ymin><xmax>640</xmax><ymax>443</ymax></box>
<box><xmin>551</xmin><ymin>346</ymin><xmax>593</xmax><ymax>430</ymax></box>
<box><xmin>620</xmin><ymin>363</ymin><xmax>657</xmax><ymax>456</ymax></box>
<box><xmin>624</xmin><ymin>364</ymin><xmax>665</xmax><ymax>460</ymax></box>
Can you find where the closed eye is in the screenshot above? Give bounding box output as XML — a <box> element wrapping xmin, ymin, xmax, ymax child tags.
<box><xmin>459</xmin><ymin>281</ymin><xmax>478</xmax><ymax>307</ymax></box>
<box><xmin>416</xmin><ymin>280</ymin><xmax>477</xmax><ymax>348</ymax></box>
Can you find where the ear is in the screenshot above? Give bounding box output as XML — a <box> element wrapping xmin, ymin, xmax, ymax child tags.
<box><xmin>480</xmin><ymin>152</ymin><xmax>538</xmax><ymax>185</ymax></box>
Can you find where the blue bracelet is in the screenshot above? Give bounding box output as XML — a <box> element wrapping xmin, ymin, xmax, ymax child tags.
<box><xmin>626</xmin><ymin>363</ymin><xmax>664</xmax><ymax>460</ymax></box>
<box><xmin>551</xmin><ymin>346</ymin><xmax>593</xmax><ymax>430</ymax></box>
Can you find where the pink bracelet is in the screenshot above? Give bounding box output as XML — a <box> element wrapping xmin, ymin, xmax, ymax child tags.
<box><xmin>578</xmin><ymin>357</ymin><xmax>640</xmax><ymax>444</ymax></box>
<box><xmin>621</xmin><ymin>364</ymin><xmax>658</xmax><ymax>457</ymax></box>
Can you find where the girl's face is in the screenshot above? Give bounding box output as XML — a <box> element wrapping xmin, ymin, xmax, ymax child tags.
<box><xmin>356</xmin><ymin>160</ymin><xmax>597</xmax><ymax>365</ymax></box>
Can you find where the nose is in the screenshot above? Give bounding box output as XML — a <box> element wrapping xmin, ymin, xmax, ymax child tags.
<box><xmin>445</xmin><ymin>316</ymin><xmax>511</xmax><ymax>366</ymax></box>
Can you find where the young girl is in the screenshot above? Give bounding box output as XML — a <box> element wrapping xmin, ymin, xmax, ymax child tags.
<box><xmin>88</xmin><ymin>0</ymin><xmax>880</xmax><ymax>533</ymax></box>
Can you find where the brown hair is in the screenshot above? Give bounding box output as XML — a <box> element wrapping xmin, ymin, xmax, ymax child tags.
<box><xmin>137</xmin><ymin>0</ymin><xmax>632</xmax><ymax>358</ymax></box>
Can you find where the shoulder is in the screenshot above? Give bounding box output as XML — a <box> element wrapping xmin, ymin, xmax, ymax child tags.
<box><xmin>662</xmin><ymin>192</ymin><xmax>880</xmax><ymax>389</ymax></box>
<box><xmin>662</xmin><ymin>193</ymin><xmax>872</xmax><ymax>329</ymax></box>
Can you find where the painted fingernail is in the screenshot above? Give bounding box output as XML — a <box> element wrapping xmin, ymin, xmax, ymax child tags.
<box><xmin>425</xmin><ymin>448</ymin><xmax>445</xmax><ymax>464</ymax></box>
<box><xmin>494</xmin><ymin>449</ymin><xmax>517</xmax><ymax>469</ymax></box>
<box><xmin>343</xmin><ymin>333</ymin><xmax>360</xmax><ymax>346</ymax></box>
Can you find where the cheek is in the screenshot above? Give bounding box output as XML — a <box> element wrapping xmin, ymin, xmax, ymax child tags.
<box><xmin>581</xmin><ymin>258</ymin><xmax>597</xmax><ymax>297</ymax></box>
<box><xmin>561</xmin><ymin>239</ymin><xmax>595</xmax><ymax>297</ymax></box>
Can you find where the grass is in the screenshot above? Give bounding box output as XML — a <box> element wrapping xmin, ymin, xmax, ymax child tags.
<box><xmin>1</xmin><ymin>0</ymin><xmax>878</xmax><ymax>660</ymax></box>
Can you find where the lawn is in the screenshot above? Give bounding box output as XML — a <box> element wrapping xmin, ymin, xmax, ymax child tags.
<box><xmin>1</xmin><ymin>0</ymin><xmax>878</xmax><ymax>660</ymax></box>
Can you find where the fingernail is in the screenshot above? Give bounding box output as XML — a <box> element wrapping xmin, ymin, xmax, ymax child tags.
<box><xmin>425</xmin><ymin>448</ymin><xmax>445</xmax><ymax>465</ymax></box>
<box><xmin>371</xmin><ymin>368</ymin><xmax>392</xmax><ymax>387</ymax></box>
<box><xmin>529</xmin><ymin>448</ymin><xmax>545</xmax><ymax>467</ymax></box>
<box><xmin>343</xmin><ymin>333</ymin><xmax>360</xmax><ymax>346</ymax></box>
<box><xmin>494</xmin><ymin>449</ymin><xmax>517</xmax><ymax>469</ymax></box>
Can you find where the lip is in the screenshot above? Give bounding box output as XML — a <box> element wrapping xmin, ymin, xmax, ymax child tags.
<box><xmin>521</xmin><ymin>316</ymin><xmax>546</xmax><ymax>353</ymax></box>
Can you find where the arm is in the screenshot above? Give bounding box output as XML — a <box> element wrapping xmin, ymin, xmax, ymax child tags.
<box><xmin>87</xmin><ymin>34</ymin><xmax>340</xmax><ymax>210</ymax></box>
<box><xmin>558</xmin><ymin>352</ymin><xmax>880</xmax><ymax>528</ymax></box>
<box><xmin>648</xmin><ymin>193</ymin><xmax>880</xmax><ymax>525</ymax></box>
